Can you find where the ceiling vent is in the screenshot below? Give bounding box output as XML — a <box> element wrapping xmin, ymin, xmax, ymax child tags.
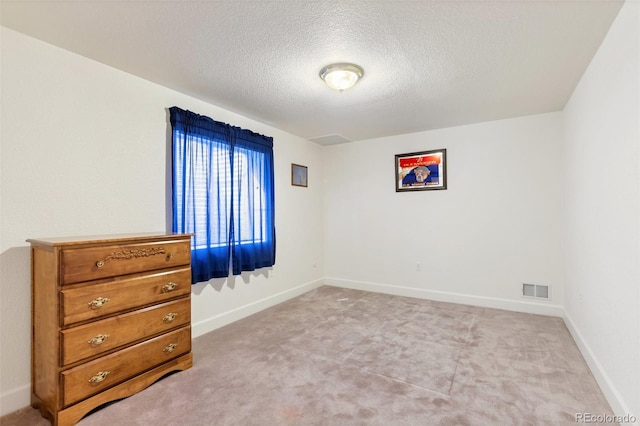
<box><xmin>308</xmin><ymin>134</ymin><xmax>351</xmax><ymax>146</ymax></box>
<box><xmin>522</xmin><ymin>283</ymin><xmax>549</xmax><ymax>300</ymax></box>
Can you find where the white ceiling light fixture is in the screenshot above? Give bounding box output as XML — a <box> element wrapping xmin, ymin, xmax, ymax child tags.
<box><xmin>319</xmin><ymin>63</ymin><xmax>364</xmax><ymax>92</ymax></box>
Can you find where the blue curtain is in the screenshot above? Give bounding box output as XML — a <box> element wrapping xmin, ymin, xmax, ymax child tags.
<box><xmin>170</xmin><ymin>107</ymin><xmax>275</xmax><ymax>283</ymax></box>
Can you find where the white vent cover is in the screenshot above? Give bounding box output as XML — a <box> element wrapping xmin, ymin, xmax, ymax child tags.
<box><xmin>522</xmin><ymin>283</ymin><xmax>549</xmax><ymax>299</ymax></box>
<box><xmin>308</xmin><ymin>134</ymin><xmax>351</xmax><ymax>146</ymax></box>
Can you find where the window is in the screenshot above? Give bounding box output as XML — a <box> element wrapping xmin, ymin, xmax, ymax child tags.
<box><xmin>170</xmin><ymin>107</ymin><xmax>275</xmax><ymax>283</ymax></box>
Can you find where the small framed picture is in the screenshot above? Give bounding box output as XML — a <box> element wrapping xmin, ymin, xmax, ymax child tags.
<box><xmin>291</xmin><ymin>163</ymin><xmax>308</xmax><ymax>187</ymax></box>
<box><xmin>395</xmin><ymin>149</ymin><xmax>447</xmax><ymax>192</ymax></box>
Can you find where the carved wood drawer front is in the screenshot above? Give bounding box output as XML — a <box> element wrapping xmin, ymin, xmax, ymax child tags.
<box><xmin>60</xmin><ymin>267</ymin><xmax>191</xmax><ymax>326</ymax></box>
<box><xmin>61</xmin><ymin>326</ymin><xmax>191</xmax><ymax>407</ymax></box>
<box><xmin>61</xmin><ymin>240</ymin><xmax>191</xmax><ymax>284</ymax></box>
<box><xmin>61</xmin><ymin>298</ymin><xmax>191</xmax><ymax>366</ymax></box>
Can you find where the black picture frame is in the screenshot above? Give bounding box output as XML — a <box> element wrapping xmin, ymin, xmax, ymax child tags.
<box><xmin>291</xmin><ymin>163</ymin><xmax>308</xmax><ymax>187</ymax></box>
<box><xmin>395</xmin><ymin>149</ymin><xmax>447</xmax><ymax>192</ymax></box>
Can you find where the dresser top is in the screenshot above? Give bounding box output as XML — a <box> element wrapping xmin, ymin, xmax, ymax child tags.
<box><xmin>27</xmin><ymin>232</ymin><xmax>192</xmax><ymax>247</ymax></box>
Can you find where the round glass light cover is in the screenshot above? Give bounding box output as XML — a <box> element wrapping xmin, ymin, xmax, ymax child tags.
<box><xmin>320</xmin><ymin>64</ymin><xmax>364</xmax><ymax>91</ymax></box>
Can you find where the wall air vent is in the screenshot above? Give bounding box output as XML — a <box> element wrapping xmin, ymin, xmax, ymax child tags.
<box><xmin>522</xmin><ymin>283</ymin><xmax>550</xmax><ymax>300</ymax></box>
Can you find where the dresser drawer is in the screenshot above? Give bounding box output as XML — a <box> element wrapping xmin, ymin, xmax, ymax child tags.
<box><xmin>61</xmin><ymin>240</ymin><xmax>191</xmax><ymax>284</ymax></box>
<box><xmin>61</xmin><ymin>298</ymin><xmax>191</xmax><ymax>366</ymax></box>
<box><xmin>60</xmin><ymin>267</ymin><xmax>191</xmax><ymax>326</ymax></box>
<box><xmin>61</xmin><ymin>326</ymin><xmax>191</xmax><ymax>407</ymax></box>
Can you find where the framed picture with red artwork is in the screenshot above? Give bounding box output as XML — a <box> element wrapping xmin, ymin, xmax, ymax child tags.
<box><xmin>395</xmin><ymin>149</ymin><xmax>447</xmax><ymax>192</ymax></box>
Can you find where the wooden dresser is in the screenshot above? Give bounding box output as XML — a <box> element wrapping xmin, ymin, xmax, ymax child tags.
<box><xmin>27</xmin><ymin>233</ymin><xmax>193</xmax><ymax>426</ymax></box>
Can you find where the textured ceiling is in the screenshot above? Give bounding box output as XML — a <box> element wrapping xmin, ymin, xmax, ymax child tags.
<box><xmin>1</xmin><ymin>1</ymin><xmax>624</xmax><ymax>144</ymax></box>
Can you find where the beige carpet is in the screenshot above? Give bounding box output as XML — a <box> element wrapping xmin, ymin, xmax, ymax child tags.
<box><xmin>3</xmin><ymin>285</ymin><xmax>613</xmax><ymax>425</ymax></box>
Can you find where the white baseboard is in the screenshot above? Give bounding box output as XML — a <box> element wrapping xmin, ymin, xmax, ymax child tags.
<box><xmin>0</xmin><ymin>383</ymin><xmax>30</xmax><ymax>417</ymax></box>
<box><xmin>191</xmin><ymin>279</ymin><xmax>324</xmax><ymax>338</ymax></box>
<box><xmin>563</xmin><ymin>312</ymin><xmax>638</xmax><ymax>425</ymax></box>
<box><xmin>324</xmin><ymin>277</ymin><xmax>564</xmax><ymax>317</ymax></box>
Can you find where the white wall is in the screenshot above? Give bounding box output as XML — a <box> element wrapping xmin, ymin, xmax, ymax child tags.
<box><xmin>2</xmin><ymin>2</ymin><xmax>638</xmax><ymax>419</ymax></box>
<box><xmin>323</xmin><ymin>112</ymin><xmax>565</xmax><ymax>316</ymax></box>
<box><xmin>563</xmin><ymin>0</ymin><xmax>639</xmax><ymax>420</ymax></box>
<box><xmin>0</xmin><ymin>28</ymin><xmax>324</xmax><ymax>415</ymax></box>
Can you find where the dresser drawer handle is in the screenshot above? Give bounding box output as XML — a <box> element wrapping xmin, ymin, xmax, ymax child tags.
<box><xmin>163</xmin><ymin>343</ymin><xmax>177</xmax><ymax>353</ymax></box>
<box><xmin>96</xmin><ymin>260</ymin><xmax>105</xmax><ymax>268</ymax></box>
<box><xmin>167</xmin><ymin>252</ymin><xmax>174</xmax><ymax>260</ymax></box>
<box><xmin>162</xmin><ymin>282</ymin><xmax>178</xmax><ymax>293</ymax></box>
<box><xmin>88</xmin><ymin>371</ymin><xmax>111</xmax><ymax>384</ymax></box>
<box><xmin>88</xmin><ymin>334</ymin><xmax>110</xmax><ymax>346</ymax></box>
<box><xmin>88</xmin><ymin>297</ymin><xmax>110</xmax><ymax>309</ymax></box>
<box><xmin>163</xmin><ymin>313</ymin><xmax>178</xmax><ymax>323</ymax></box>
